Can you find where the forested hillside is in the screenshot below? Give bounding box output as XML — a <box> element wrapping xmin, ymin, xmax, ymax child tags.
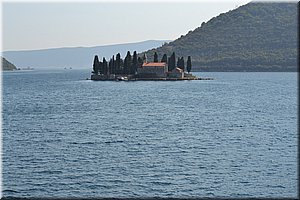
<box><xmin>143</xmin><ymin>3</ymin><xmax>297</xmax><ymax>71</ymax></box>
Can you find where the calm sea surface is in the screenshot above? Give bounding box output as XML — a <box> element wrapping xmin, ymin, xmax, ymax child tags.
<box><xmin>2</xmin><ymin>70</ymin><xmax>298</xmax><ymax>198</ymax></box>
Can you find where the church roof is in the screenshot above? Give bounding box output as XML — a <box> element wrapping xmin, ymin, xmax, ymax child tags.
<box><xmin>142</xmin><ymin>62</ymin><xmax>167</xmax><ymax>67</ymax></box>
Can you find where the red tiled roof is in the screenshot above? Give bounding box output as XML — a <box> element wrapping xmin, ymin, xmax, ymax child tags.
<box><xmin>142</xmin><ymin>62</ymin><xmax>166</xmax><ymax>67</ymax></box>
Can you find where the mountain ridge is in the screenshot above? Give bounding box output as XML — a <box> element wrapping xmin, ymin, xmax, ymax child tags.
<box><xmin>3</xmin><ymin>40</ymin><xmax>171</xmax><ymax>69</ymax></box>
<box><xmin>4</xmin><ymin>40</ymin><xmax>170</xmax><ymax>52</ymax></box>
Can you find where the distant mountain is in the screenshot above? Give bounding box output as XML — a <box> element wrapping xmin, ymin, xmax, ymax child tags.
<box><xmin>2</xmin><ymin>40</ymin><xmax>171</xmax><ymax>69</ymax></box>
<box><xmin>143</xmin><ymin>3</ymin><xmax>297</xmax><ymax>72</ymax></box>
<box><xmin>1</xmin><ymin>57</ymin><xmax>17</xmax><ymax>71</ymax></box>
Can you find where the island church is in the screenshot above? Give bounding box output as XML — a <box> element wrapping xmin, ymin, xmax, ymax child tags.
<box><xmin>136</xmin><ymin>54</ymin><xmax>184</xmax><ymax>78</ymax></box>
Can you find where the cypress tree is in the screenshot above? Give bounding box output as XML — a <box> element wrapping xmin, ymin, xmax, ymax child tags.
<box><xmin>161</xmin><ymin>54</ymin><xmax>167</xmax><ymax>63</ymax></box>
<box><xmin>187</xmin><ymin>56</ymin><xmax>192</xmax><ymax>73</ymax></box>
<box><xmin>120</xmin><ymin>58</ymin><xmax>124</xmax><ymax>74</ymax></box>
<box><xmin>123</xmin><ymin>51</ymin><xmax>132</xmax><ymax>75</ymax></box>
<box><xmin>127</xmin><ymin>51</ymin><xmax>132</xmax><ymax>74</ymax></box>
<box><xmin>99</xmin><ymin>61</ymin><xmax>103</xmax><ymax>74</ymax></box>
<box><xmin>112</xmin><ymin>55</ymin><xmax>116</xmax><ymax>74</ymax></box>
<box><xmin>181</xmin><ymin>57</ymin><xmax>185</xmax><ymax>71</ymax></box>
<box><xmin>154</xmin><ymin>52</ymin><xmax>158</xmax><ymax>62</ymax></box>
<box><xmin>108</xmin><ymin>59</ymin><xmax>112</xmax><ymax>75</ymax></box>
<box><xmin>168</xmin><ymin>52</ymin><xmax>176</xmax><ymax>71</ymax></box>
<box><xmin>103</xmin><ymin>57</ymin><xmax>108</xmax><ymax>75</ymax></box>
<box><xmin>177</xmin><ymin>57</ymin><xmax>181</xmax><ymax>68</ymax></box>
<box><xmin>116</xmin><ymin>53</ymin><xmax>121</xmax><ymax>74</ymax></box>
<box><xmin>138</xmin><ymin>57</ymin><xmax>143</xmax><ymax>68</ymax></box>
<box><xmin>177</xmin><ymin>57</ymin><xmax>185</xmax><ymax>71</ymax></box>
<box><xmin>132</xmin><ymin>51</ymin><xmax>138</xmax><ymax>74</ymax></box>
<box><xmin>93</xmin><ymin>55</ymin><xmax>100</xmax><ymax>74</ymax></box>
<box><xmin>123</xmin><ymin>57</ymin><xmax>128</xmax><ymax>74</ymax></box>
<box><xmin>171</xmin><ymin>52</ymin><xmax>176</xmax><ymax>70</ymax></box>
<box><xmin>168</xmin><ymin>57</ymin><xmax>171</xmax><ymax>71</ymax></box>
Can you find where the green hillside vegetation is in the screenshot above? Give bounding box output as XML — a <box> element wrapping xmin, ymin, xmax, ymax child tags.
<box><xmin>143</xmin><ymin>3</ymin><xmax>297</xmax><ymax>71</ymax></box>
<box><xmin>1</xmin><ymin>57</ymin><xmax>17</xmax><ymax>71</ymax></box>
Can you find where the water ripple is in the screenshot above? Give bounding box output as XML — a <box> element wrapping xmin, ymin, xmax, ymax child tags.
<box><xmin>2</xmin><ymin>71</ymin><xmax>298</xmax><ymax>198</ymax></box>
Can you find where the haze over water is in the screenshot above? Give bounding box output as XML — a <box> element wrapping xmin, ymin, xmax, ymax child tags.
<box><xmin>2</xmin><ymin>70</ymin><xmax>297</xmax><ymax>198</ymax></box>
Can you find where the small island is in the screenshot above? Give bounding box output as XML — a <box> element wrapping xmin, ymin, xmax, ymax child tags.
<box><xmin>1</xmin><ymin>57</ymin><xmax>17</xmax><ymax>71</ymax></box>
<box><xmin>2</xmin><ymin>57</ymin><xmax>34</xmax><ymax>71</ymax></box>
<box><xmin>91</xmin><ymin>51</ymin><xmax>212</xmax><ymax>81</ymax></box>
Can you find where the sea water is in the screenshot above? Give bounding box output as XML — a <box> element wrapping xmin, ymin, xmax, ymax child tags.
<box><xmin>2</xmin><ymin>70</ymin><xmax>298</xmax><ymax>198</ymax></box>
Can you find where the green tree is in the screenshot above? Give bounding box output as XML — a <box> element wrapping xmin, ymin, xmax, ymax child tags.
<box><xmin>132</xmin><ymin>51</ymin><xmax>138</xmax><ymax>74</ymax></box>
<box><xmin>168</xmin><ymin>52</ymin><xmax>176</xmax><ymax>71</ymax></box>
<box><xmin>181</xmin><ymin>57</ymin><xmax>185</xmax><ymax>71</ymax></box>
<box><xmin>178</xmin><ymin>57</ymin><xmax>185</xmax><ymax>71</ymax></box>
<box><xmin>116</xmin><ymin>53</ymin><xmax>121</xmax><ymax>74</ymax></box>
<box><xmin>112</xmin><ymin>55</ymin><xmax>116</xmax><ymax>74</ymax></box>
<box><xmin>187</xmin><ymin>56</ymin><xmax>192</xmax><ymax>73</ymax></box>
<box><xmin>108</xmin><ymin>58</ymin><xmax>113</xmax><ymax>75</ymax></box>
<box><xmin>177</xmin><ymin>57</ymin><xmax>181</xmax><ymax>68</ymax></box>
<box><xmin>138</xmin><ymin>57</ymin><xmax>143</xmax><ymax>68</ymax></box>
<box><xmin>103</xmin><ymin>57</ymin><xmax>108</xmax><ymax>75</ymax></box>
<box><xmin>99</xmin><ymin>61</ymin><xmax>103</xmax><ymax>74</ymax></box>
<box><xmin>93</xmin><ymin>55</ymin><xmax>100</xmax><ymax>74</ymax></box>
<box><xmin>161</xmin><ymin>54</ymin><xmax>168</xmax><ymax>63</ymax></box>
<box><xmin>123</xmin><ymin>51</ymin><xmax>132</xmax><ymax>74</ymax></box>
<box><xmin>154</xmin><ymin>52</ymin><xmax>158</xmax><ymax>62</ymax></box>
<box><xmin>120</xmin><ymin>58</ymin><xmax>124</xmax><ymax>74</ymax></box>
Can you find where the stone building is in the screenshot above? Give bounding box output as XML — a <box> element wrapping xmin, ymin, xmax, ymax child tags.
<box><xmin>167</xmin><ymin>67</ymin><xmax>184</xmax><ymax>78</ymax></box>
<box><xmin>136</xmin><ymin>62</ymin><xmax>167</xmax><ymax>78</ymax></box>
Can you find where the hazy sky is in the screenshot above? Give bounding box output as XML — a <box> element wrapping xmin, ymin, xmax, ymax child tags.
<box><xmin>2</xmin><ymin>1</ymin><xmax>251</xmax><ymax>51</ymax></box>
